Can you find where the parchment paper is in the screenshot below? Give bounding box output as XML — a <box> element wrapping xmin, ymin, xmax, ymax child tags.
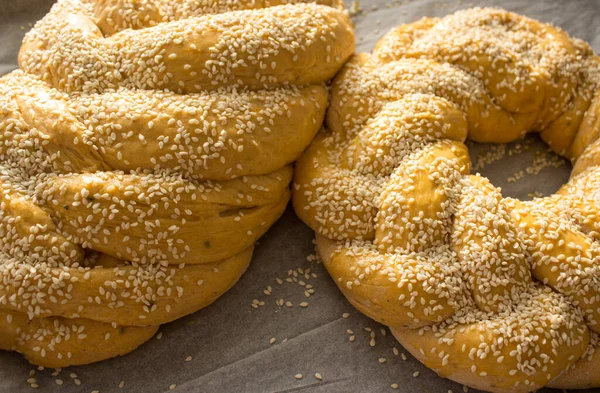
<box><xmin>0</xmin><ymin>0</ymin><xmax>599</xmax><ymax>392</ymax></box>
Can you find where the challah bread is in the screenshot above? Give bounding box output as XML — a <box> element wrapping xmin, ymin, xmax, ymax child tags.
<box><xmin>0</xmin><ymin>0</ymin><xmax>354</xmax><ymax>367</ymax></box>
<box><xmin>294</xmin><ymin>8</ymin><xmax>600</xmax><ymax>392</ymax></box>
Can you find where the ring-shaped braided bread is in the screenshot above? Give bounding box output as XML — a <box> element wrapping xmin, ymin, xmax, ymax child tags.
<box><xmin>294</xmin><ymin>8</ymin><xmax>600</xmax><ymax>392</ymax></box>
<box><xmin>0</xmin><ymin>0</ymin><xmax>354</xmax><ymax>367</ymax></box>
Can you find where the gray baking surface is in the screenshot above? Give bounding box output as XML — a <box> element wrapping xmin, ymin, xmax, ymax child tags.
<box><xmin>1</xmin><ymin>0</ymin><xmax>599</xmax><ymax>392</ymax></box>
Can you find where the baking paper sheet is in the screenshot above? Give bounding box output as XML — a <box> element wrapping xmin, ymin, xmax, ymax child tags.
<box><xmin>0</xmin><ymin>0</ymin><xmax>599</xmax><ymax>392</ymax></box>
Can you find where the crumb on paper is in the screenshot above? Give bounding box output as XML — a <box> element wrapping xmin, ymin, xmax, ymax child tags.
<box><xmin>349</xmin><ymin>1</ymin><xmax>362</xmax><ymax>16</ymax></box>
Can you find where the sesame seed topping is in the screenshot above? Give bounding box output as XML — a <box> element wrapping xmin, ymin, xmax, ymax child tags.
<box><xmin>293</xmin><ymin>7</ymin><xmax>600</xmax><ymax>392</ymax></box>
<box><xmin>1</xmin><ymin>0</ymin><xmax>353</xmax><ymax>367</ymax></box>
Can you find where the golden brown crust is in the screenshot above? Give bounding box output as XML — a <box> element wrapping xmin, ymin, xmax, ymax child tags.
<box><xmin>19</xmin><ymin>0</ymin><xmax>354</xmax><ymax>93</ymax></box>
<box><xmin>0</xmin><ymin>309</ymin><xmax>159</xmax><ymax>368</ymax></box>
<box><xmin>1</xmin><ymin>248</ymin><xmax>253</xmax><ymax>327</ymax></box>
<box><xmin>41</xmin><ymin>168</ymin><xmax>292</xmax><ymax>265</ymax></box>
<box><xmin>316</xmin><ymin>234</ymin><xmax>460</xmax><ymax>328</ymax></box>
<box><xmin>549</xmin><ymin>333</ymin><xmax>600</xmax><ymax>389</ymax></box>
<box><xmin>392</xmin><ymin>322</ymin><xmax>588</xmax><ymax>393</ymax></box>
<box><xmin>294</xmin><ymin>7</ymin><xmax>600</xmax><ymax>392</ymax></box>
<box><xmin>84</xmin><ymin>0</ymin><xmax>346</xmax><ymax>36</ymax></box>
<box><xmin>572</xmin><ymin>137</ymin><xmax>600</xmax><ymax>177</ymax></box>
<box><xmin>0</xmin><ymin>70</ymin><xmax>327</xmax><ymax>180</ymax></box>
<box><xmin>1</xmin><ymin>0</ymin><xmax>354</xmax><ymax>366</ymax></box>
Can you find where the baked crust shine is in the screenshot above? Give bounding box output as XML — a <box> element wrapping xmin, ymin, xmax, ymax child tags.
<box><xmin>0</xmin><ymin>0</ymin><xmax>354</xmax><ymax>367</ymax></box>
<box><xmin>294</xmin><ymin>8</ymin><xmax>600</xmax><ymax>392</ymax></box>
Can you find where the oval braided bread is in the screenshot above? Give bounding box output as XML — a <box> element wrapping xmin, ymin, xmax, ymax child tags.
<box><xmin>294</xmin><ymin>8</ymin><xmax>600</xmax><ymax>392</ymax></box>
<box><xmin>0</xmin><ymin>0</ymin><xmax>354</xmax><ymax>367</ymax></box>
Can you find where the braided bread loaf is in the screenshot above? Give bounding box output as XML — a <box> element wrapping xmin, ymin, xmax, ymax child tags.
<box><xmin>0</xmin><ymin>0</ymin><xmax>354</xmax><ymax>367</ymax></box>
<box><xmin>294</xmin><ymin>8</ymin><xmax>600</xmax><ymax>392</ymax></box>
